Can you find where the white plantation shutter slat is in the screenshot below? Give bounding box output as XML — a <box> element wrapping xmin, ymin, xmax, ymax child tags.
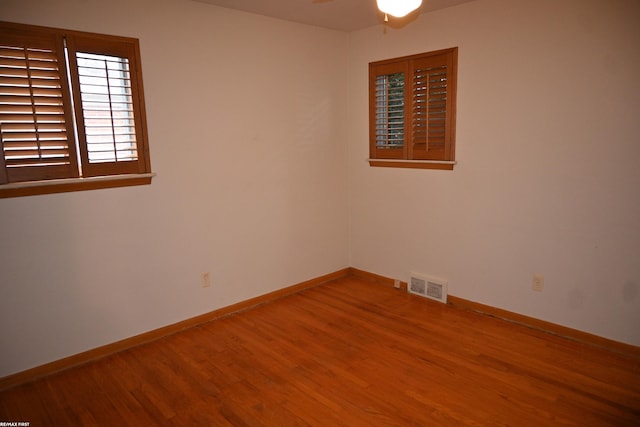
<box><xmin>375</xmin><ymin>72</ymin><xmax>406</xmax><ymax>149</ymax></box>
<box><xmin>76</xmin><ymin>52</ymin><xmax>138</xmax><ymax>164</ymax></box>
<box><xmin>66</xmin><ymin>34</ymin><xmax>149</xmax><ymax>177</ymax></box>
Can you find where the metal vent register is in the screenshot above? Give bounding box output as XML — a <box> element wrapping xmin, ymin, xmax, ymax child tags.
<box><xmin>409</xmin><ymin>273</ymin><xmax>448</xmax><ymax>303</ymax></box>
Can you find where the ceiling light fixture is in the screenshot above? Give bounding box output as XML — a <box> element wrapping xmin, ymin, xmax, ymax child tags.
<box><xmin>376</xmin><ymin>0</ymin><xmax>423</xmax><ymax>18</ymax></box>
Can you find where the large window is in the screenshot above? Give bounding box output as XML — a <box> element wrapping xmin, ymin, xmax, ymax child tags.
<box><xmin>0</xmin><ymin>21</ymin><xmax>152</xmax><ymax>197</ymax></box>
<box><xmin>369</xmin><ymin>47</ymin><xmax>457</xmax><ymax>170</ymax></box>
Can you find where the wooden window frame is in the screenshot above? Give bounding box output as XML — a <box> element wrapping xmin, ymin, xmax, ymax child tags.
<box><xmin>0</xmin><ymin>21</ymin><xmax>153</xmax><ymax>198</ymax></box>
<box><xmin>369</xmin><ymin>47</ymin><xmax>458</xmax><ymax>170</ymax></box>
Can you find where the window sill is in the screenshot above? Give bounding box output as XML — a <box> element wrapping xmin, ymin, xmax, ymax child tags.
<box><xmin>0</xmin><ymin>173</ymin><xmax>156</xmax><ymax>198</ymax></box>
<box><xmin>368</xmin><ymin>159</ymin><xmax>456</xmax><ymax>170</ymax></box>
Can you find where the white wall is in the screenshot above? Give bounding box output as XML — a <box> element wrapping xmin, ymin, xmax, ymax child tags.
<box><xmin>348</xmin><ymin>0</ymin><xmax>640</xmax><ymax>345</ymax></box>
<box><xmin>0</xmin><ymin>0</ymin><xmax>350</xmax><ymax>377</ymax></box>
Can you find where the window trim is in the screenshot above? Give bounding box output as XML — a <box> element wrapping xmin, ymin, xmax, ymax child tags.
<box><xmin>368</xmin><ymin>47</ymin><xmax>458</xmax><ymax>170</ymax></box>
<box><xmin>0</xmin><ymin>172</ymin><xmax>155</xmax><ymax>198</ymax></box>
<box><xmin>367</xmin><ymin>159</ymin><xmax>456</xmax><ymax>170</ymax></box>
<box><xmin>0</xmin><ymin>21</ymin><xmax>153</xmax><ymax>197</ymax></box>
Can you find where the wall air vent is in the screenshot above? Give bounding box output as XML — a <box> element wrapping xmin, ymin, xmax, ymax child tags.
<box><xmin>408</xmin><ymin>273</ymin><xmax>448</xmax><ymax>304</ymax></box>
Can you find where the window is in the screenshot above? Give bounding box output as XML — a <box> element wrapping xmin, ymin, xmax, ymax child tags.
<box><xmin>0</xmin><ymin>21</ymin><xmax>152</xmax><ymax>197</ymax></box>
<box><xmin>369</xmin><ymin>47</ymin><xmax>457</xmax><ymax>170</ymax></box>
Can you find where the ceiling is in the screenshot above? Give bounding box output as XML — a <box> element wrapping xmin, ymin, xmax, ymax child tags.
<box><xmin>190</xmin><ymin>0</ymin><xmax>476</xmax><ymax>32</ymax></box>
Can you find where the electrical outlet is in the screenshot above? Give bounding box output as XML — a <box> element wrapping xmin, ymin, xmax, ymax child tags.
<box><xmin>394</xmin><ymin>279</ymin><xmax>401</xmax><ymax>289</ymax></box>
<box><xmin>201</xmin><ymin>272</ymin><xmax>211</xmax><ymax>288</ymax></box>
<box><xmin>532</xmin><ymin>274</ymin><xmax>544</xmax><ymax>292</ymax></box>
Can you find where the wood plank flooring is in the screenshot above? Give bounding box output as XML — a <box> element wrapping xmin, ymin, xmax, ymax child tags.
<box><xmin>1</xmin><ymin>275</ymin><xmax>639</xmax><ymax>426</ymax></box>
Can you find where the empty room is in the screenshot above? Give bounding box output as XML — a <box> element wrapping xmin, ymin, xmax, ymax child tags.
<box><xmin>0</xmin><ymin>0</ymin><xmax>639</xmax><ymax>425</ymax></box>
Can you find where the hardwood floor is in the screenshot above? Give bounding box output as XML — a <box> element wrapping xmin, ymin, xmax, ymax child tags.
<box><xmin>1</xmin><ymin>275</ymin><xmax>639</xmax><ymax>426</ymax></box>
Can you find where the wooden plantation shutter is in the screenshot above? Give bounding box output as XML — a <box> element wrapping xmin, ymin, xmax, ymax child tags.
<box><xmin>410</xmin><ymin>50</ymin><xmax>456</xmax><ymax>160</ymax></box>
<box><xmin>66</xmin><ymin>34</ymin><xmax>149</xmax><ymax>177</ymax></box>
<box><xmin>370</xmin><ymin>61</ymin><xmax>408</xmax><ymax>160</ymax></box>
<box><xmin>1</xmin><ymin>21</ymin><xmax>151</xmax><ymax>193</ymax></box>
<box><xmin>370</xmin><ymin>61</ymin><xmax>409</xmax><ymax>160</ymax></box>
<box><xmin>0</xmin><ymin>24</ymin><xmax>78</xmax><ymax>184</ymax></box>
<box><xmin>369</xmin><ymin>47</ymin><xmax>457</xmax><ymax>169</ymax></box>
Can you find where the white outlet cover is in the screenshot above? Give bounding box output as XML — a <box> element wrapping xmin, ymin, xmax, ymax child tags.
<box><xmin>201</xmin><ymin>272</ymin><xmax>211</xmax><ymax>288</ymax></box>
<box><xmin>532</xmin><ymin>274</ymin><xmax>544</xmax><ymax>292</ymax></box>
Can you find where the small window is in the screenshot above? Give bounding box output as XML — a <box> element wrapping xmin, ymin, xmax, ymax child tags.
<box><xmin>0</xmin><ymin>21</ymin><xmax>153</xmax><ymax>197</ymax></box>
<box><xmin>369</xmin><ymin>47</ymin><xmax>457</xmax><ymax>170</ymax></box>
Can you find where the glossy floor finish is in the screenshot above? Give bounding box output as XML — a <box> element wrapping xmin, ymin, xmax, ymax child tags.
<box><xmin>1</xmin><ymin>276</ymin><xmax>639</xmax><ymax>425</ymax></box>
